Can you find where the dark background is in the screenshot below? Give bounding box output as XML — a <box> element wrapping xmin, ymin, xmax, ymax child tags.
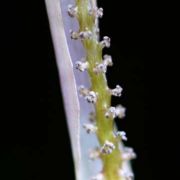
<box><xmin>0</xmin><ymin>1</ymin><xmax>178</xmax><ymax>180</ymax></box>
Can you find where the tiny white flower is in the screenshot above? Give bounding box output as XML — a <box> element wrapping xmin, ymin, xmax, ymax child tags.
<box><xmin>78</xmin><ymin>86</ymin><xmax>98</xmax><ymax>104</ymax></box>
<box><xmin>115</xmin><ymin>105</ymin><xmax>126</xmax><ymax>119</ymax></box>
<box><xmin>93</xmin><ymin>55</ymin><xmax>113</xmax><ymax>74</ymax></box>
<box><xmin>122</xmin><ymin>147</ymin><xmax>137</xmax><ymax>161</ymax></box>
<box><xmin>105</xmin><ymin>106</ymin><xmax>116</xmax><ymax>118</ymax></box>
<box><xmin>100</xmin><ymin>36</ymin><xmax>111</xmax><ymax>48</ymax></box>
<box><xmin>85</xmin><ymin>91</ymin><xmax>98</xmax><ymax>104</ymax></box>
<box><xmin>115</xmin><ymin>131</ymin><xmax>128</xmax><ymax>141</ymax></box>
<box><xmin>96</xmin><ymin>8</ymin><xmax>103</xmax><ymax>18</ymax></box>
<box><xmin>88</xmin><ymin>7</ymin><xmax>103</xmax><ymax>18</ymax></box>
<box><xmin>105</xmin><ymin>105</ymin><xmax>126</xmax><ymax>119</ymax></box>
<box><xmin>69</xmin><ymin>29</ymin><xmax>79</xmax><ymax>40</ymax></box>
<box><xmin>119</xmin><ymin>169</ymin><xmax>134</xmax><ymax>180</ymax></box>
<box><xmin>89</xmin><ymin>148</ymin><xmax>100</xmax><ymax>160</ymax></box>
<box><xmin>67</xmin><ymin>4</ymin><xmax>78</xmax><ymax>17</ymax></box>
<box><xmin>103</xmin><ymin>55</ymin><xmax>113</xmax><ymax>66</ymax></box>
<box><xmin>79</xmin><ymin>29</ymin><xmax>92</xmax><ymax>39</ymax></box>
<box><xmin>93</xmin><ymin>63</ymin><xmax>107</xmax><ymax>74</ymax></box>
<box><xmin>75</xmin><ymin>61</ymin><xmax>89</xmax><ymax>72</ymax></box>
<box><xmin>83</xmin><ymin>123</ymin><xmax>97</xmax><ymax>134</ymax></box>
<box><xmin>110</xmin><ymin>85</ymin><xmax>123</xmax><ymax>97</ymax></box>
<box><xmin>78</xmin><ymin>85</ymin><xmax>89</xmax><ymax>97</ymax></box>
<box><xmin>100</xmin><ymin>140</ymin><xmax>115</xmax><ymax>154</ymax></box>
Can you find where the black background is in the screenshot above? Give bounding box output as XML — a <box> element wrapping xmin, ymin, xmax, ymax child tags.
<box><xmin>0</xmin><ymin>1</ymin><xmax>178</xmax><ymax>180</ymax></box>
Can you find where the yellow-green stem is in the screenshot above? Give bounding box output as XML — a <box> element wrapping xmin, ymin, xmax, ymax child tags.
<box><xmin>76</xmin><ymin>0</ymin><xmax>123</xmax><ymax>179</ymax></box>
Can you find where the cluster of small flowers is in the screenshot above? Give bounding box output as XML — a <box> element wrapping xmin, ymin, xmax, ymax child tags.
<box><xmin>67</xmin><ymin>3</ymin><xmax>135</xmax><ymax>179</ymax></box>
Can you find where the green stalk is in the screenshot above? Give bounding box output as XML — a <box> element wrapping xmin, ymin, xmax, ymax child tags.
<box><xmin>76</xmin><ymin>0</ymin><xmax>123</xmax><ymax>179</ymax></box>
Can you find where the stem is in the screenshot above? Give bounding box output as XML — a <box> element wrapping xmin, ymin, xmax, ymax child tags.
<box><xmin>76</xmin><ymin>0</ymin><xmax>123</xmax><ymax>179</ymax></box>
